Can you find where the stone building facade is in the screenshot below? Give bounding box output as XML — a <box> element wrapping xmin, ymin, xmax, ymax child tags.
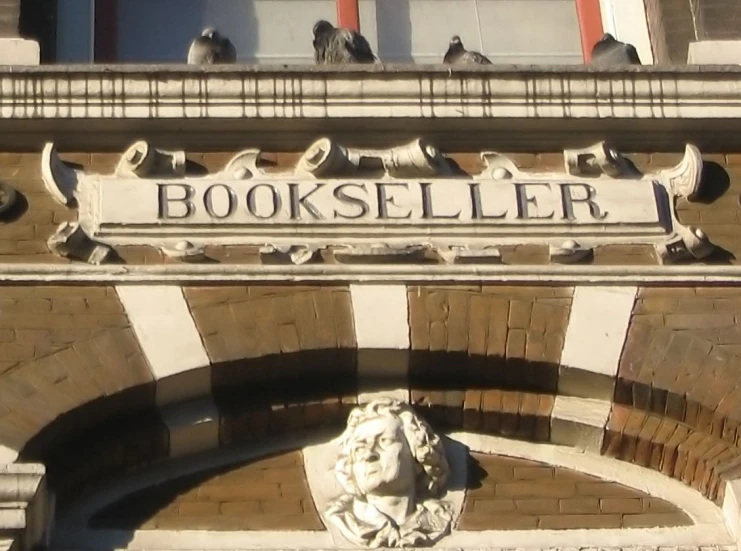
<box><xmin>2</xmin><ymin>1</ymin><xmax>741</xmax><ymax>551</ymax></box>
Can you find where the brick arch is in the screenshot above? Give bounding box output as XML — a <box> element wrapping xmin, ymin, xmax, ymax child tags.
<box><xmin>8</xmin><ymin>282</ymin><xmax>741</xmax><ymax>512</ymax></box>
<box><xmin>0</xmin><ymin>285</ymin><xmax>155</xmax><ymax>458</ymax></box>
<box><xmin>18</xmin><ymin>350</ymin><xmax>367</xmax><ymax>509</ymax></box>
<box><xmin>610</xmin><ymin>287</ymin><xmax>741</xmax><ymax>502</ymax></box>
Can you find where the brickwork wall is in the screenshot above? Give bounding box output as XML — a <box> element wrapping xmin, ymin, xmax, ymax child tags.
<box><xmin>613</xmin><ymin>286</ymin><xmax>741</xmax><ymax>501</ymax></box>
<box><xmin>407</xmin><ymin>286</ymin><xmax>569</xmax><ymax>438</ymax></box>
<box><xmin>459</xmin><ymin>453</ymin><xmax>692</xmax><ymax>530</ymax></box>
<box><xmin>0</xmin><ymin>286</ymin><xmax>152</xmax><ymax>451</ymax></box>
<box><xmin>185</xmin><ymin>286</ymin><xmax>355</xmax><ymax>367</ymax></box>
<box><xmin>618</xmin><ymin>287</ymin><xmax>741</xmax><ymax>440</ymax></box>
<box><xmin>89</xmin><ymin>451</ymin><xmax>324</xmax><ymax>531</ymax></box>
<box><xmin>409</xmin><ymin>286</ymin><xmax>571</xmax><ymax>385</ymax></box>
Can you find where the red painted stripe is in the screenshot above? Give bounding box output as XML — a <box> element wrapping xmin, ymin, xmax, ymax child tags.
<box><xmin>575</xmin><ymin>0</ymin><xmax>604</xmax><ymax>62</ymax></box>
<box><xmin>336</xmin><ymin>0</ymin><xmax>360</xmax><ymax>31</ymax></box>
<box><xmin>94</xmin><ymin>0</ymin><xmax>118</xmax><ymax>62</ymax></box>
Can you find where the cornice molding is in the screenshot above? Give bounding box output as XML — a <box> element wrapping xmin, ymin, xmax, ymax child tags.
<box><xmin>1</xmin><ymin>65</ymin><xmax>741</xmax><ymax>122</ymax></box>
<box><xmin>1</xmin><ymin>65</ymin><xmax>740</xmax><ymax>150</ymax></box>
<box><xmin>1</xmin><ymin>263</ymin><xmax>741</xmax><ymax>284</ymax></box>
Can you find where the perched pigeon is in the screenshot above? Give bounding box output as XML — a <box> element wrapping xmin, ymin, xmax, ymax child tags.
<box><xmin>187</xmin><ymin>27</ymin><xmax>237</xmax><ymax>65</ymax></box>
<box><xmin>443</xmin><ymin>36</ymin><xmax>492</xmax><ymax>65</ymax></box>
<box><xmin>312</xmin><ymin>20</ymin><xmax>377</xmax><ymax>64</ymax></box>
<box><xmin>590</xmin><ymin>33</ymin><xmax>641</xmax><ymax>67</ymax></box>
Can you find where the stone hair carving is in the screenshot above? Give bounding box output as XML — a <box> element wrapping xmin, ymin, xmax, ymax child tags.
<box><xmin>326</xmin><ymin>399</ymin><xmax>452</xmax><ymax>548</ymax></box>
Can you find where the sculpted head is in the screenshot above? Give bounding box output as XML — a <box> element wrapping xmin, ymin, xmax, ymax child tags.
<box><xmin>335</xmin><ymin>399</ymin><xmax>449</xmax><ymax>499</ymax></box>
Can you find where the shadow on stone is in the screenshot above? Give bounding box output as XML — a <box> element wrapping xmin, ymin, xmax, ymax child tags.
<box><xmin>696</xmin><ymin>161</ymin><xmax>730</xmax><ymax>203</ymax></box>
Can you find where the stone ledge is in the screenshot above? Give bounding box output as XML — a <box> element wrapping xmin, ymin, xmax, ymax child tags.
<box><xmin>0</xmin><ymin>65</ymin><xmax>740</xmax><ymax>123</ymax></box>
<box><xmin>4</xmin><ymin>263</ymin><xmax>741</xmax><ymax>284</ymax></box>
<box><xmin>2</xmin><ymin>65</ymin><xmax>741</xmax><ymax>149</ymax></box>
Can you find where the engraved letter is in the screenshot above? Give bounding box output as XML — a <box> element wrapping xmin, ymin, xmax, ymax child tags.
<box><xmin>158</xmin><ymin>183</ymin><xmax>196</xmax><ymax>220</ymax></box>
<box><xmin>469</xmin><ymin>183</ymin><xmax>507</xmax><ymax>220</ymax></box>
<box><xmin>376</xmin><ymin>183</ymin><xmax>412</xmax><ymax>220</ymax></box>
<box><xmin>334</xmin><ymin>183</ymin><xmax>370</xmax><ymax>220</ymax></box>
<box><xmin>420</xmin><ymin>183</ymin><xmax>461</xmax><ymax>220</ymax></box>
<box><xmin>246</xmin><ymin>184</ymin><xmax>281</xmax><ymax>219</ymax></box>
<box><xmin>204</xmin><ymin>184</ymin><xmax>237</xmax><ymax>219</ymax></box>
<box><xmin>560</xmin><ymin>183</ymin><xmax>608</xmax><ymax>221</ymax></box>
<box><xmin>289</xmin><ymin>183</ymin><xmax>325</xmax><ymax>220</ymax></box>
<box><xmin>515</xmin><ymin>183</ymin><xmax>554</xmax><ymax>220</ymax></box>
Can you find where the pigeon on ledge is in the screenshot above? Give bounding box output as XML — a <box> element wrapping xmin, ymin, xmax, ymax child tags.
<box><xmin>313</xmin><ymin>20</ymin><xmax>377</xmax><ymax>64</ymax></box>
<box><xmin>443</xmin><ymin>36</ymin><xmax>492</xmax><ymax>65</ymax></box>
<box><xmin>187</xmin><ymin>27</ymin><xmax>237</xmax><ymax>64</ymax></box>
<box><xmin>590</xmin><ymin>33</ymin><xmax>642</xmax><ymax>67</ymax></box>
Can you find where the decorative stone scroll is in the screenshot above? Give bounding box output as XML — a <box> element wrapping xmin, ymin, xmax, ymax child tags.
<box><xmin>326</xmin><ymin>399</ymin><xmax>452</xmax><ymax>548</ymax></box>
<box><xmin>40</xmin><ymin>138</ymin><xmax>713</xmax><ymax>265</ymax></box>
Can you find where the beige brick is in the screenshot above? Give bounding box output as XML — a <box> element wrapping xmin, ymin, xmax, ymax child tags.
<box><xmin>473</xmin><ymin>499</ymin><xmax>516</xmax><ymax>513</ymax></box>
<box><xmin>622</xmin><ymin>512</ymin><xmax>692</xmax><ymax>528</ymax></box>
<box><xmin>600</xmin><ymin>497</ymin><xmax>643</xmax><ymax>514</ymax></box>
<box><xmin>559</xmin><ymin>498</ymin><xmax>600</xmax><ymax>514</ymax></box>
<box><xmin>178</xmin><ymin>502</ymin><xmax>219</xmax><ymax>516</ymax></box>
<box><xmin>539</xmin><ymin>514</ymin><xmax>622</xmax><ymax>529</ymax></box>
<box><xmin>496</xmin><ymin>481</ymin><xmax>576</xmax><ymax>498</ymax></box>
<box><xmin>514</xmin><ymin>498</ymin><xmax>559</xmax><ymax>514</ymax></box>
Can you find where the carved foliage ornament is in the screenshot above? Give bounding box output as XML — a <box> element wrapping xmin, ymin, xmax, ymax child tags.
<box><xmin>327</xmin><ymin>399</ymin><xmax>452</xmax><ymax>548</ymax></box>
<box><xmin>41</xmin><ymin>138</ymin><xmax>712</xmax><ymax>265</ymax></box>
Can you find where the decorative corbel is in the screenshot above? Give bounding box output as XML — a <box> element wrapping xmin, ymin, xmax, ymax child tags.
<box><xmin>259</xmin><ymin>245</ymin><xmax>319</xmax><ymax>265</ymax></box>
<box><xmin>0</xmin><ymin>183</ymin><xmax>18</xmax><ymax>219</ymax></box>
<box><xmin>295</xmin><ymin>138</ymin><xmax>451</xmax><ymax>178</ymax></box>
<box><xmin>655</xmin><ymin>226</ymin><xmax>714</xmax><ymax>264</ymax></box>
<box><xmin>549</xmin><ymin>240</ymin><xmax>593</xmax><ymax>264</ymax></box>
<box><xmin>47</xmin><ymin>222</ymin><xmax>112</xmax><ymax>265</ymax></box>
<box><xmin>333</xmin><ymin>244</ymin><xmax>427</xmax><ymax>264</ymax></box>
<box><xmin>115</xmin><ymin>141</ymin><xmax>186</xmax><ymax>178</ymax></box>
<box><xmin>660</xmin><ymin>144</ymin><xmax>703</xmax><ymax>201</ymax></box>
<box><xmin>477</xmin><ymin>152</ymin><xmax>521</xmax><ymax>180</ymax></box>
<box><xmin>160</xmin><ymin>241</ymin><xmax>206</xmax><ymax>263</ymax></box>
<box><xmin>41</xmin><ymin>143</ymin><xmax>80</xmax><ymax>207</ymax></box>
<box><xmin>563</xmin><ymin>142</ymin><xmax>639</xmax><ymax>179</ymax></box>
<box><xmin>437</xmin><ymin>246</ymin><xmax>502</xmax><ymax>264</ymax></box>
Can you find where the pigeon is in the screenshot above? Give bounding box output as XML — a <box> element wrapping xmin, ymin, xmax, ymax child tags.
<box><xmin>187</xmin><ymin>27</ymin><xmax>237</xmax><ymax>65</ymax></box>
<box><xmin>312</xmin><ymin>20</ymin><xmax>377</xmax><ymax>64</ymax></box>
<box><xmin>443</xmin><ymin>36</ymin><xmax>492</xmax><ymax>65</ymax></box>
<box><xmin>590</xmin><ymin>33</ymin><xmax>641</xmax><ymax>67</ymax></box>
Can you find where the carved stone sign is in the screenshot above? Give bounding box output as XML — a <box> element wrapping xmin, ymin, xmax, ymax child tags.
<box><xmin>113</xmin><ymin>178</ymin><xmax>659</xmax><ymax>230</ymax></box>
<box><xmin>41</xmin><ymin>138</ymin><xmax>713</xmax><ymax>265</ymax></box>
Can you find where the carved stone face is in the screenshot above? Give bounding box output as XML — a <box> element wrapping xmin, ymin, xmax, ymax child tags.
<box><xmin>348</xmin><ymin>416</ymin><xmax>415</xmax><ymax>497</ymax></box>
